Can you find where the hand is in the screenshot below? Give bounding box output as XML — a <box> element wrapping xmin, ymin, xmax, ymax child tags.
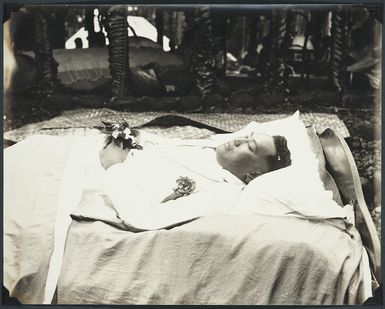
<box><xmin>99</xmin><ymin>141</ymin><xmax>130</xmax><ymax>170</ymax></box>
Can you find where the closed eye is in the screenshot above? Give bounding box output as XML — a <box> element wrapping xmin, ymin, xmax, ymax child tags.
<box><xmin>248</xmin><ymin>140</ymin><xmax>257</xmax><ymax>153</ymax></box>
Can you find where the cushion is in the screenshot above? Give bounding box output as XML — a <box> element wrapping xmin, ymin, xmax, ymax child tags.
<box><xmin>224</xmin><ymin>111</ymin><xmax>347</xmax><ymax>220</ymax></box>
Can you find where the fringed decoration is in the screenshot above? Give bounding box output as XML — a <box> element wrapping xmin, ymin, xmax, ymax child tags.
<box><xmin>105</xmin><ymin>6</ymin><xmax>131</xmax><ymax>98</ymax></box>
<box><xmin>330</xmin><ymin>5</ymin><xmax>350</xmax><ymax>93</ymax></box>
<box><xmin>190</xmin><ymin>6</ymin><xmax>216</xmax><ymax>100</ymax></box>
<box><xmin>262</xmin><ymin>8</ymin><xmax>291</xmax><ymax>96</ymax></box>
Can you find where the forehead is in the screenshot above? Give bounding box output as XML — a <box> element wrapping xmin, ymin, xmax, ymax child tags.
<box><xmin>250</xmin><ymin>132</ymin><xmax>276</xmax><ymax>155</ymax></box>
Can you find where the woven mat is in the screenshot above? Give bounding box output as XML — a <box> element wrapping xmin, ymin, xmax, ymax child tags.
<box><xmin>4</xmin><ymin>108</ymin><xmax>350</xmax><ymax>142</ymax></box>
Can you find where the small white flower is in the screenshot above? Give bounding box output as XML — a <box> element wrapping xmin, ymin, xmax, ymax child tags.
<box><xmin>112</xmin><ymin>131</ymin><xmax>119</xmax><ymax>139</ymax></box>
<box><xmin>122</xmin><ymin>127</ymin><xmax>132</xmax><ymax>139</ymax></box>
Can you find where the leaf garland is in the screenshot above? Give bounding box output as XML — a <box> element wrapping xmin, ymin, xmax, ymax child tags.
<box><xmin>330</xmin><ymin>5</ymin><xmax>351</xmax><ymax>93</ymax></box>
<box><xmin>261</xmin><ymin>8</ymin><xmax>292</xmax><ymax>96</ymax></box>
<box><xmin>189</xmin><ymin>6</ymin><xmax>217</xmax><ymax>99</ymax></box>
<box><xmin>105</xmin><ymin>6</ymin><xmax>131</xmax><ymax>98</ymax></box>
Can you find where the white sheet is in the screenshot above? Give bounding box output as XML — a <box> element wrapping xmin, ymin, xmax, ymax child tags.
<box><xmin>41</xmin><ymin>131</ymin><xmax>356</xmax><ymax>303</ymax></box>
<box><xmin>43</xmin><ymin>136</ymin><xmax>105</xmax><ymax>303</ymax></box>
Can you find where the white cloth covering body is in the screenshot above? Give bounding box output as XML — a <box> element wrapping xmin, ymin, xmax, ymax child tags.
<box><xmin>43</xmin><ymin>131</ymin><xmax>352</xmax><ymax>303</ymax></box>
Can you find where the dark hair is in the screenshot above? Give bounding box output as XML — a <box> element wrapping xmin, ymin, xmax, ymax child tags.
<box><xmin>268</xmin><ymin>135</ymin><xmax>292</xmax><ymax>172</ymax></box>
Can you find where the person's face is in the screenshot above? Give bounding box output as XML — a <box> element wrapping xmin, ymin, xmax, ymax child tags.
<box><xmin>216</xmin><ymin>132</ymin><xmax>277</xmax><ymax>180</ymax></box>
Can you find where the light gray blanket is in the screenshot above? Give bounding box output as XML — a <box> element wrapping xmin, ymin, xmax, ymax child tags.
<box><xmin>58</xmin><ymin>210</ymin><xmax>365</xmax><ymax>304</ymax></box>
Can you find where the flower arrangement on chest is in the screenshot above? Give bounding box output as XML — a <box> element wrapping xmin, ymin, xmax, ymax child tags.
<box><xmin>97</xmin><ymin>120</ymin><xmax>143</xmax><ymax>150</ymax></box>
<box><xmin>95</xmin><ymin>120</ymin><xmax>143</xmax><ymax>169</ymax></box>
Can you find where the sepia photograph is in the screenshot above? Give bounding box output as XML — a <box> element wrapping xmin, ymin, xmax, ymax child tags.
<box><xmin>3</xmin><ymin>2</ymin><xmax>382</xmax><ymax>305</ymax></box>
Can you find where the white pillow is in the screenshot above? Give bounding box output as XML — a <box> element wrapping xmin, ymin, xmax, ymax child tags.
<box><xmin>221</xmin><ymin>111</ymin><xmax>348</xmax><ymax>220</ymax></box>
<box><xmin>231</xmin><ymin>165</ymin><xmax>347</xmax><ymax>219</ymax></box>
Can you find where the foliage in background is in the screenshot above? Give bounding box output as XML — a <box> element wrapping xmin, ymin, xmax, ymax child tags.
<box><xmin>30</xmin><ymin>8</ymin><xmax>60</xmax><ymax>98</ymax></box>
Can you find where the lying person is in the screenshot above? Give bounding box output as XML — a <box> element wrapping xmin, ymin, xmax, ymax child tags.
<box><xmin>99</xmin><ymin>121</ymin><xmax>292</xmax><ymax>183</ymax></box>
<box><xmin>80</xmin><ymin>121</ymin><xmax>293</xmax><ymax>231</ymax></box>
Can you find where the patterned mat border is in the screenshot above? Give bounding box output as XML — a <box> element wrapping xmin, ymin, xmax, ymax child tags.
<box><xmin>4</xmin><ymin>108</ymin><xmax>350</xmax><ymax>142</ymax></box>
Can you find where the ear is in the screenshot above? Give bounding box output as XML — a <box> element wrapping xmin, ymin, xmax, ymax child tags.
<box><xmin>244</xmin><ymin>171</ymin><xmax>262</xmax><ymax>184</ymax></box>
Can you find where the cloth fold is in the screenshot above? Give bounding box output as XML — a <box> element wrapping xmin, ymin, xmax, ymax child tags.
<box><xmin>58</xmin><ymin>213</ymin><xmax>367</xmax><ymax>304</ymax></box>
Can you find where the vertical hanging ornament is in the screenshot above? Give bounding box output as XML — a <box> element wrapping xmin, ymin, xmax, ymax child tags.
<box><xmin>263</xmin><ymin>8</ymin><xmax>289</xmax><ymax>95</ymax></box>
<box><xmin>31</xmin><ymin>7</ymin><xmax>59</xmax><ymax>98</ymax></box>
<box><xmin>105</xmin><ymin>5</ymin><xmax>131</xmax><ymax>98</ymax></box>
<box><xmin>330</xmin><ymin>5</ymin><xmax>349</xmax><ymax>93</ymax></box>
<box><xmin>282</xmin><ymin>9</ymin><xmax>294</xmax><ymax>90</ymax></box>
<box><xmin>342</xmin><ymin>6</ymin><xmax>352</xmax><ymax>88</ymax></box>
<box><xmin>191</xmin><ymin>6</ymin><xmax>216</xmax><ymax>100</ymax></box>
